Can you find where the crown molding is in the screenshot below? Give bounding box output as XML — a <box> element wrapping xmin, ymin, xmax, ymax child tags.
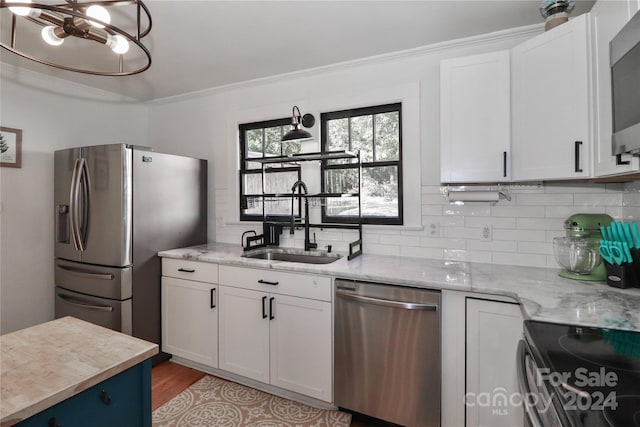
<box><xmin>148</xmin><ymin>23</ymin><xmax>544</xmax><ymax>106</ymax></box>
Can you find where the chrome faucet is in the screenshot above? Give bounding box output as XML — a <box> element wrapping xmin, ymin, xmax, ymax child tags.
<box><xmin>290</xmin><ymin>180</ymin><xmax>317</xmax><ymax>251</ymax></box>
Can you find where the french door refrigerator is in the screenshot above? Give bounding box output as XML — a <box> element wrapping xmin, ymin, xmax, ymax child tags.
<box><xmin>54</xmin><ymin>144</ymin><xmax>207</xmax><ymax>363</ymax></box>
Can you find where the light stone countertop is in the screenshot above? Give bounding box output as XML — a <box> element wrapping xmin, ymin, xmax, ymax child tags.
<box><xmin>159</xmin><ymin>242</ymin><xmax>640</xmax><ymax>332</ymax></box>
<box><xmin>0</xmin><ymin>317</ymin><xmax>158</xmax><ymax>427</ymax></box>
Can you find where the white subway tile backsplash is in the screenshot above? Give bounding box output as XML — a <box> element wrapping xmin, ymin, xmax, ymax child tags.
<box><xmin>467</xmin><ymin>240</ymin><xmax>517</xmax><ymax>252</ymax></box>
<box><xmin>493</xmin><ymin>229</ymin><xmax>548</xmax><ymax>242</ymax></box>
<box><xmin>380</xmin><ymin>234</ymin><xmax>421</xmax><ymax>247</ymax></box>
<box><xmin>443</xmin><ymin>205</ymin><xmax>491</xmax><ymax>217</ymax></box>
<box><xmin>401</xmin><ymin>246</ymin><xmax>444</xmax><ymax>259</ymax></box>
<box><xmin>516</xmin><ymin>193</ymin><xmax>574</xmax><ymax>206</ymax></box>
<box><xmin>420</xmin><ymin>237</ymin><xmax>466</xmax><ymax>249</ymax></box>
<box><xmin>465</xmin><ymin>216</ymin><xmax>516</xmax><ymax>229</ymax></box>
<box><xmin>517</xmin><ymin>241</ymin><xmax>554</xmax><ymax>255</ymax></box>
<box><xmin>544</xmin><ymin>183</ymin><xmax>606</xmax><ymax>193</ymax></box>
<box><xmin>516</xmin><ymin>217</ymin><xmax>565</xmax><ymax>230</ymax></box>
<box><xmin>573</xmin><ymin>193</ymin><xmax>623</xmax><ymax>207</ymax></box>
<box><xmin>491</xmin><ymin>206</ymin><xmax>545</xmax><ymax>218</ymax></box>
<box><xmin>363</xmin><ymin>243</ymin><xmax>401</xmax><ymax>256</ymax></box>
<box><xmin>545</xmin><ymin>206</ymin><xmax>604</xmax><ymax>218</ymax></box>
<box><xmin>493</xmin><ymin>252</ymin><xmax>548</xmax><ymax>268</ymax></box>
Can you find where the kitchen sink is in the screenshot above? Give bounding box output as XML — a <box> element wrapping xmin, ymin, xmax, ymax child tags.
<box><xmin>241</xmin><ymin>247</ymin><xmax>342</xmax><ymax>264</ymax></box>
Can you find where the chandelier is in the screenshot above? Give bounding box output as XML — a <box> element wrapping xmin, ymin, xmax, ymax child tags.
<box><xmin>0</xmin><ymin>0</ymin><xmax>152</xmax><ymax>76</ymax></box>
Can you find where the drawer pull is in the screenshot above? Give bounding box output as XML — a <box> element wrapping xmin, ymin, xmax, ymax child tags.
<box><xmin>99</xmin><ymin>390</ymin><xmax>111</xmax><ymax>405</ymax></box>
<box><xmin>258</xmin><ymin>279</ymin><xmax>279</xmax><ymax>286</ymax></box>
<box><xmin>178</xmin><ymin>268</ymin><xmax>195</xmax><ymax>273</ymax></box>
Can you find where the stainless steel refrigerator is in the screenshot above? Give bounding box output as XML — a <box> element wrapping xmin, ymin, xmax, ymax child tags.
<box><xmin>54</xmin><ymin>144</ymin><xmax>207</xmax><ymax>363</ymax></box>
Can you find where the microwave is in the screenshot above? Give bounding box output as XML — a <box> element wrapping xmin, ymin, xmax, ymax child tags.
<box><xmin>610</xmin><ymin>9</ymin><xmax>640</xmax><ymax>156</ymax></box>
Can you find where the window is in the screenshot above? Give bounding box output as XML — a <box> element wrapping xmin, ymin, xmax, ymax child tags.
<box><xmin>239</xmin><ymin>118</ymin><xmax>301</xmax><ymax>221</ymax></box>
<box><xmin>321</xmin><ymin>103</ymin><xmax>402</xmax><ymax>225</ymax></box>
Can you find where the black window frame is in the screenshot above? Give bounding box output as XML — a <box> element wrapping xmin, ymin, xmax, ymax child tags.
<box><xmin>320</xmin><ymin>103</ymin><xmax>403</xmax><ymax>225</ymax></box>
<box><xmin>239</xmin><ymin>118</ymin><xmax>301</xmax><ymax>222</ymax></box>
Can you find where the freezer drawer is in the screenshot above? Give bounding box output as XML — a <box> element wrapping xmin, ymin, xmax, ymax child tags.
<box><xmin>55</xmin><ymin>287</ymin><xmax>132</xmax><ymax>335</ymax></box>
<box><xmin>55</xmin><ymin>259</ymin><xmax>132</xmax><ymax>300</ymax></box>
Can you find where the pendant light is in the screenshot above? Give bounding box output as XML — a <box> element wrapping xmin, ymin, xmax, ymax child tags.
<box><xmin>282</xmin><ymin>106</ymin><xmax>316</xmax><ymax>142</ymax></box>
<box><xmin>1</xmin><ymin>0</ymin><xmax>152</xmax><ymax>76</ymax></box>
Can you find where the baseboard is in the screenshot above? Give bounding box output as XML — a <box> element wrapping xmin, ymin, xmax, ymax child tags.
<box><xmin>169</xmin><ymin>356</ymin><xmax>337</xmax><ymax>411</ymax></box>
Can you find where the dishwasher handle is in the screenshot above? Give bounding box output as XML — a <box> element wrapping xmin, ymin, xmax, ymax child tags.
<box><xmin>336</xmin><ymin>290</ymin><xmax>438</xmax><ymax>311</ymax></box>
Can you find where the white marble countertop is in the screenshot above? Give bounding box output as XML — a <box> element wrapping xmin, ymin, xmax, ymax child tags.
<box><xmin>0</xmin><ymin>317</ymin><xmax>158</xmax><ymax>427</ymax></box>
<box><xmin>159</xmin><ymin>243</ymin><xmax>640</xmax><ymax>332</ymax></box>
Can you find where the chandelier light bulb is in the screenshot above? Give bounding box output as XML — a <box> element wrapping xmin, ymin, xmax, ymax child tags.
<box><xmin>86</xmin><ymin>5</ymin><xmax>111</xmax><ymax>29</ymax></box>
<box><xmin>106</xmin><ymin>34</ymin><xmax>130</xmax><ymax>54</ymax></box>
<box><xmin>8</xmin><ymin>0</ymin><xmax>40</xmax><ymax>18</ymax></box>
<box><xmin>41</xmin><ymin>26</ymin><xmax>64</xmax><ymax>46</ymax></box>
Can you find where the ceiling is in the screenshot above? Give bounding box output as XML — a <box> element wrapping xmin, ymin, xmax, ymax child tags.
<box><xmin>0</xmin><ymin>0</ymin><xmax>595</xmax><ymax>102</ymax></box>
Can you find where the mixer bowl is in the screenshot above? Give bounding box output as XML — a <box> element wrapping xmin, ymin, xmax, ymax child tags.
<box><xmin>553</xmin><ymin>237</ymin><xmax>602</xmax><ymax>275</ymax></box>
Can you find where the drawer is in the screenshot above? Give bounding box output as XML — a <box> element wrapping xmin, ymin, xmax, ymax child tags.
<box><xmin>162</xmin><ymin>258</ymin><xmax>218</xmax><ymax>284</ymax></box>
<box><xmin>218</xmin><ymin>265</ymin><xmax>331</xmax><ymax>302</ymax></box>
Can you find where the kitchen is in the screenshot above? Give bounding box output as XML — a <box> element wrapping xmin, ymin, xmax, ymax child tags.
<box><xmin>1</xmin><ymin>0</ymin><xmax>640</xmax><ymax>426</ymax></box>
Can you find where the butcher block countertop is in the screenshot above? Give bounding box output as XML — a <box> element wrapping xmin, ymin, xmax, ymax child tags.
<box><xmin>0</xmin><ymin>317</ymin><xmax>158</xmax><ymax>427</ymax></box>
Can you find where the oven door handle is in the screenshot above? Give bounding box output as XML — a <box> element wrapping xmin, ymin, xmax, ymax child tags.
<box><xmin>516</xmin><ymin>340</ymin><xmax>544</xmax><ymax>427</ymax></box>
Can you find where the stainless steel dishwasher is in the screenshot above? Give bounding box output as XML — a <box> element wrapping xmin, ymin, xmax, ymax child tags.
<box><xmin>334</xmin><ymin>279</ymin><xmax>441</xmax><ymax>427</ymax></box>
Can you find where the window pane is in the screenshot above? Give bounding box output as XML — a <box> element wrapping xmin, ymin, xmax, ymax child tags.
<box><xmin>350</xmin><ymin>115</ymin><xmax>373</xmax><ymax>162</ymax></box>
<box><xmin>362</xmin><ymin>165</ymin><xmax>399</xmax><ymax>217</ymax></box>
<box><xmin>374</xmin><ymin>112</ymin><xmax>400</xmax><ymax>161</ymax></box>
<box><xmin>324</xmin><ymin>166</ymin><xmax>399</xmax><ymax>218</ymax></box>
<box><xmin>242</xmin><ymin>171</ymin><xmax>299</xmax><ymax>217</ymax></box>
<box><xmin>264</xmin><ymin>127</ymin><xmax>282</xmax><ymax>157</ymax></box>
<box><xmin>327</xmin><ymin>118</ymin><xmax>349</xmax><ymax>151</ymax></box>
<box><xmin>281</xmin><ymin>125</ymin><xmax>300</xmax><ymax>156</ymax></box>
<box><xmin>246</xmin><ymin>129</ymin><xmax>263</xmax><ymax>158</ymax></box>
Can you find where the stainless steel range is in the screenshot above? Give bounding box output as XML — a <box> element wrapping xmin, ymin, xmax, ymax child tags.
<box><xmin>518</xmin><ymin>320</ymin><xmax>640</xmax><ymax>426</ymax></box>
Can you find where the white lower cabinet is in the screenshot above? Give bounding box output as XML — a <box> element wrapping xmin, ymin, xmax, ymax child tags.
<box><xmin>466</xmin><ymin>298</ymin><xmax>523</xmax><ymax>427</ymax></box>
<box><xmin>161</xmin><ymin>276</ymin><xmax>218</xmax><ymax>367</ymax></box>
<box><xmin>217</xmin><ymin>266</ymin><xmax>333</xmax><ymax>402</ymax></box>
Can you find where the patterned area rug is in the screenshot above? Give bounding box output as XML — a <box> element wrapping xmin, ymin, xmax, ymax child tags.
<box><xmin>152</xmin><ymin>375</ymin><xmax>352</xmax><ymax>427</ymax></box>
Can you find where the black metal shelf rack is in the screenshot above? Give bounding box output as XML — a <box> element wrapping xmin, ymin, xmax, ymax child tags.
<box><xmin>252</xmin><ymin>150</ymin><xmax>363</xmax><ymax>260</ymax></box>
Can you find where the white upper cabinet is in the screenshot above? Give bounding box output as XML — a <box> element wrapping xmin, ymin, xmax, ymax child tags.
<box><xmin>512</xmin><ymin>13</ymin><xmax>592</xmax><ymax>180</ymax></box>
<box><xmin>591</xmin><ymin>0</ymin><xmax>640</xmax><ymax>176</ymax></box>
<box><xmin>440</xmin><ymin>50</ymin><xmax>511</xmax><ymax>183</ymax></box>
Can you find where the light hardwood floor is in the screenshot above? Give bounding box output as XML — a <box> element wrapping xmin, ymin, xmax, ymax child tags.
<box><xmin>151</xmin><ymin>361</ymin><xmax>385</xmax><ymax>426</ymax></box>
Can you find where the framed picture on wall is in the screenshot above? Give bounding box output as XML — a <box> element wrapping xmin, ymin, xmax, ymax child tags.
<box><xmin>0</xmin><ymin>127</ymin><xmax>22</xmax><ymax>168</ymax></box>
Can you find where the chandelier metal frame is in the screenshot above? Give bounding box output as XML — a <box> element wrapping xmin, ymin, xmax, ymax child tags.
<box><xmin>0</xmin><ymin>0</ymin><xmax>152</xmax><ymax>76</ymax></box>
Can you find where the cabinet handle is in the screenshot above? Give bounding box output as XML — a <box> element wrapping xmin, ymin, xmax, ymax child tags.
<box><xmin>574</xmin><ymin>141</ymin><xmax>583</xmax><ymax>173</ymax></box>
<box><xmin>269</xmin><ymin>297</ymin><xmax>275</xmax><ymax>320</ymax></box>
<box><xmin>262</xmin><ymin>296</ymin><xmax>268</xmax><ymax>319</ymax></box>
<box><xmin>210</xmin><ymin>288</ymin><xmax>216</xmax><ymax>309</ymax></box>
<box><xmin>616</xmin><ymin>154</ymin><xmax>630</xmax><ymax>166</ymax></box>
<box><xmin>48</xmin><ymin>417</ymin><xmax>61</xmax><ymax>427</ymax></box>
<box><xmin>503</xmin><ymin>151</ymin><xmax>508</xmax><ymax>178</ymax></box>
<box><xmin>178</xmin><ymin>268</ymin><xmax>195</xmax><ymax>273</ymax></box>
<box><xmin>257</xmin><ymin>279</ymin><xmax>279</xmax><ymax>286</ymax></box>
<box><xmin>99</xmin><ymin>390</ymin><xmax>111</xmax><ymax>405</ymax></box>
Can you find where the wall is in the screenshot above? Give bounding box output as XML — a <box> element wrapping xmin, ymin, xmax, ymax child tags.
<box><xmin>0</xmin><ymin>64</ymin><xmax>148</xmax><ymax>334</ymax></box>
<box><xmin>147</xmin><ymin>23</ymin><xmax>639</xmax><ymax>268</ymax></box>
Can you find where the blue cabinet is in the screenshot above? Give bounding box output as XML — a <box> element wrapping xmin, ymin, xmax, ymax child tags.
<box><xmin>17</xmin><ymin>360</ymin><xmax>151</xmax><ymax>427</ymax></box>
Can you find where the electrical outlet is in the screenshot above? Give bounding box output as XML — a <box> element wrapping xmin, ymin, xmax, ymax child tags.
<box><xmin>427</xmin><ymin>222</ymin><xmax>439</xmax><ymax>237</ymax></box>
<box><xmin>480</xmin><ymin>224</ymin><xmax>492</xmax><ymax>241</ymax></box>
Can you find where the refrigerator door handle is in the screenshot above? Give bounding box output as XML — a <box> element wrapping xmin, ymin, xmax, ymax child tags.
<box><xmin>78</xmin><ymin>157</ymin><xmax>91</xmax><ymax>251</ymax></box>
<box><xmin>69</xmin><ymin>158</ymin><xmax>82</xmax><ymax>251</ymax></box>
<box><xmin>56</xmin><ymin>264</ymin><xmax>115</xmax><ymax>280</ymax></box>
<box><xmin>57</xmin><ymin>293</ymin><xmax>114</xmax><ymax>312</ymax></box>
